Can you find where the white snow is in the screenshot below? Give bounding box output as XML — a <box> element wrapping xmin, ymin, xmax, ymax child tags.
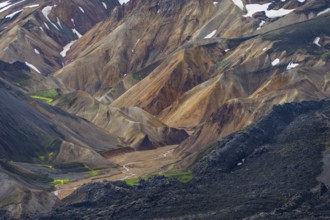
<box><xmin>286</xmin><ymin>62</ymin><xmax>299</xmax><ymax>70</ymax></box>
<box><xmin>25</xmin><ymin>62</ymin><xmax>41</xmax><ymax>73</ymax></box>
<box><xmin>119</xmin><ymin>0</ymin><xmax>130</xmax><ymax>5</ymax></box>
<box><xmin>56</xmin><ymin>17</ymin><xmax>63</xmax><ymax>29</ymax></box>
<box><xmin>314</xmin><ymin>37</ymin><xmax>321</xmax><ymax>47</ymax></box>
<box><xmin>34</xmin><ymin>49</ymin><xmax>40</xmax><ymax>54</ymax></box>
<box><xmin>25</xmin><ymin>4</ymin><xmax>39</xmax><ymax>8</ymax></box>
<box><xmin>272</xmin><ymin>58</ymin><xmax>280</xmax><ymax>66</ymax></box>
<box><xmin>0</xmin><ymin>1</ymin><xmax>10</xmax><ymax>9</ymax></box>
<box><xmin>213</xmin><ymin>2</ymin><xmax>219</xmax><ymax>6</ymax></box>
<box><xmin>60</xmin><ymin>41</ymin><xmax>76</xmax><ymax>57</ymax></box>
<box><xmin>0</xmin><ymin>0</ymin><xmax>26</xmax><ymax>13</ymax></box>
<box><xmin>79</xmin><ymin>6</ymin><xmax>84</xmax><ymax>13</ymax></box>
<box><xmin>298</xmin><ymin>0</ymin><xmax>305</xmax><ymax>2</ymax></box>
<box><xmin>266</xmin><ymin>8</ymin><xmax>295</xmax><ymax>18</ymax></box>
<box><xmin>42</xmin><ymin>6</ymin><xmax>53</xmax><ymax>22</ymax></box>
<box><xmin>317</xmin><ymin>8</ymin><xmax>330</xmax><ymax>16</ymax></box>
<box><xmin>5</xmin><ymin>9</ymin><xmax>23</xmax><ymax>19</ymax></box>
<box><xmin>263</xmin><ymin>47</ymin><xmax>268</xmax><ymax>51</ymax></box>
<box><xmin>43</xmin><ymin>22</ymin><xmax>50</xmax><ymax>30</ymax></box>
<box><xmin>225</xmin><ymin>49</ymin><xmax>230</xmax><ymax>52</ymax></box>
<box><xmin>244</xmin><ymin>3</ymin><xmax>294</xmax><ymax>18</ymax></box>
<box><xmin>102</xmin><ymin>2</ymin><xmax>107</xmax><ymax>9</ymax></box>
<box><xmin>231</xmin><ymin>0</ymin><xmax>244</xmax><ymax>10</ymax></box>
<box><xmin>244</xmin><ymin>3</ymin><xmax>271</xmax><ymax>17</ymax></box>
<box><xmin>257</xmin><ymin>20</ymin><xmax>266</xmax><ymax>30</ymax></box>
<box><xmin>71</xmin><ymin>18</ymin><xmax>75</xmax><ymax>25</ymax></box>
<box><xmin>204</xmin><ymin>30</ymin><xmax>217</xmax><ymax>39</ymax></box>
<box><xmin>72</xmin><ymin>28</ymin><xmax>82</xmax><ymax>38</ymax></box>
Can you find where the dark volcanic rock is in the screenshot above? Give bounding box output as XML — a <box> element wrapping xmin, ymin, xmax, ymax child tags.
<box><xmin>33</xmin><ymin>99</ymin><xmax>330</xmax><ymax>219</ymax></box>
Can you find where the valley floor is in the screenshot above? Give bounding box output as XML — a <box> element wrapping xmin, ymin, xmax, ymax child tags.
<box><xmin>53</xmin><ymin>145</ymin><xmax>178</xmax><ymax>199</ymax></box>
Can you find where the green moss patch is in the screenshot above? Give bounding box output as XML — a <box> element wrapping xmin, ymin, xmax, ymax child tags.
<box><xmin>163</xmin><ymin>170</ymin><xmax>193</xmax><ymax>183</ymax></box>
<box><xmin>124</xmin><ymin>178</ymin><xmax>140</xmax><ymax>186</ymax></box>
<box><xmin>88</xmin><ymin>169</ymin><xmax>102</xmax><ymax>177</ymax></box>
<box><xmin>52</xmin><ymin>179</ymin><xmax>70</xmax><ymax>186</ymax></box>
<box><xmin>29</xmin><ymin>88</ymin><xmax>58</xmax><ymax>105</ymax></box>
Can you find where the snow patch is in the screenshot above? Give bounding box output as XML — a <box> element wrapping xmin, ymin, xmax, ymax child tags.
<box><xmin>56</xmin><ymin>17</ymin><xmax>63</xmax><ymax>29</ymax></box>
<box><xmin>204</xmin><ymin>30</ymin><xmax>217</xmax><ymax>39</ymax></box>
<box><xmin>34</xmin><ymin>49</ymin><xmax>40</xmax><ymax>54</ymax></box>
<box><xmin>42</xmin><ymin>6</ymin><xmax>53</xmax><ymax>22</ymax></box>
<box><xmin>5</xmin><ymin>10</ymin><xmax>23</xmax><ymax>19</ymax></box>
<box><xmin>0</xmin><ymin>0</ymin><xmax>26</xmax><ymax>13</ymax></box>
<box><xmin>119</xmin><ymin>0</ymin><xmax>130</xmax><ymax>5</ymax></box>
<box><xmin>79</xmin><ymin>6</ymin><xmax>84</xmax><ymax>13</ymax></box>
<box><xmin>231</xmin><ymin>0</ymin><xmax>244</xmax><ymax>10</ymax></box>
<box><xmin>25</xmin><ymin>4</ymin><xmax>39</xmax><ymax>8</ymax></box>
<box><xmin>25</xmin><ymin>62</ymin><xmax>41</xmax><ymax>73</ymax></box>
<box><xmin>317</xmin><ymin>8</ymin><xmax>330</xmax><ymax>16</ymax></box>
<box><xmin>244</xmin><ymin>3</ymin><xmax>294</xmax><ymax>18</ymax></box>
<box><xmin>43</xmin><ymin>22</ymin><xmax>50</xmax><ymax>30</ymax></box>
<box><xmin>257</xmin><ymin>20</ymin><xmax>266</xmax><ymax>30</ymax></box>
<box><xmin>60</xmin><ymin>41</ymin><xmax>76</xmax><ymax>57</ymax></box>
<box><xmin>272</xmin><ymin>58</ymin><xmax>280</xmax><ymax>66</ymax></box>
<box><xmin>72</xmin><ymin>28</ymin><xmax>82</xmax><ymax>38</ymax></box>
<box><xmin>313</xmin><ymin>37</ymin><xmax>321</xmax><ymax>47</ymax></box>
<box><xmin>0</xmin><ymin>1</ymin><xmax>11</xmax><ymax>9</ymax></box>
<box><xmin>102</xmin><ymin>2</ymin><xmax>107</xmax><ymax>9</ymax></box>
<box><xmin>286</xmin><ymin>62</ymin><xmax>299</xmax><ymax>70</ymax></box>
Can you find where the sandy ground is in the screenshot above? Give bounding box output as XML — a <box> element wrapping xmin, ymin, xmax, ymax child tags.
<box><xmin>53</xmin><ymin>145</ymin><xmax>179</xmax><ymax>199</ymax></box>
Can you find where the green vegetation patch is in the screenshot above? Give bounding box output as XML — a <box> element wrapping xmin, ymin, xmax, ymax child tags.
<box><xmin>124</xmin><ymin>178</ymin><xmax>140</xmax><ymax>186</ymax></box>
<box><xmin>30</xmin><ymin>88</ymin><xmax>58</xmax><ymax>99</ymax></box>
<box><xmin>88</xmin><ymin>169</ymin><xmax>102</xmax><ymax>177</ymax></box>
<box><xmin>29</xmin><ymin>88</ymin><xmax>58</xmax><ymax>105</ymax></box>
<box><xmin>52</xmin><ymin>179</ymin><xmax>70</xmax><ymax>186</ymax></box>
<box><xmin>38</xmin><ymin>155</ymin><xmax>46</xmax><ymax>161</ymax></box>
<box><xmin>31</xmin><ymin>96</ymin><xmax>53</xmax><ymax>104</ymax></box>
<box><xmin>163</xmin><ymin>170</ymin><xmax>193</xmax><ymax>183</ymax></box>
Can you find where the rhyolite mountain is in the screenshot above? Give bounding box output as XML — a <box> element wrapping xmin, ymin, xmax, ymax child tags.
<box><xmin>1</xmin><ymin>0</ymin><xmax>330</xmax><ymax>219</ymax></box>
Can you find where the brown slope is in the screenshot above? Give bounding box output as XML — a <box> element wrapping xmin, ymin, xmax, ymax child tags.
<box><xmin>0</xmin><ymin>0</ymin><xmax>118</xmax><ymax>92</ymax></box>
<box><xmin>54</xmin><ymin>90</ymin><xmax>188</xmax><ymax>150</ymax></box>
<box><xmin>54</xmin><ymin>0</ymin><xmax>253</xmax><ymax>97</ymax></box>
<box><xmin>110</xmin><ymin>45</ymin><xmax>223</xmax><ymax>115</ymax></box>
<box><xmin>175</xmin><ymin>80</ymin><xmax>327</xmax><ymax>169</ymax></box>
